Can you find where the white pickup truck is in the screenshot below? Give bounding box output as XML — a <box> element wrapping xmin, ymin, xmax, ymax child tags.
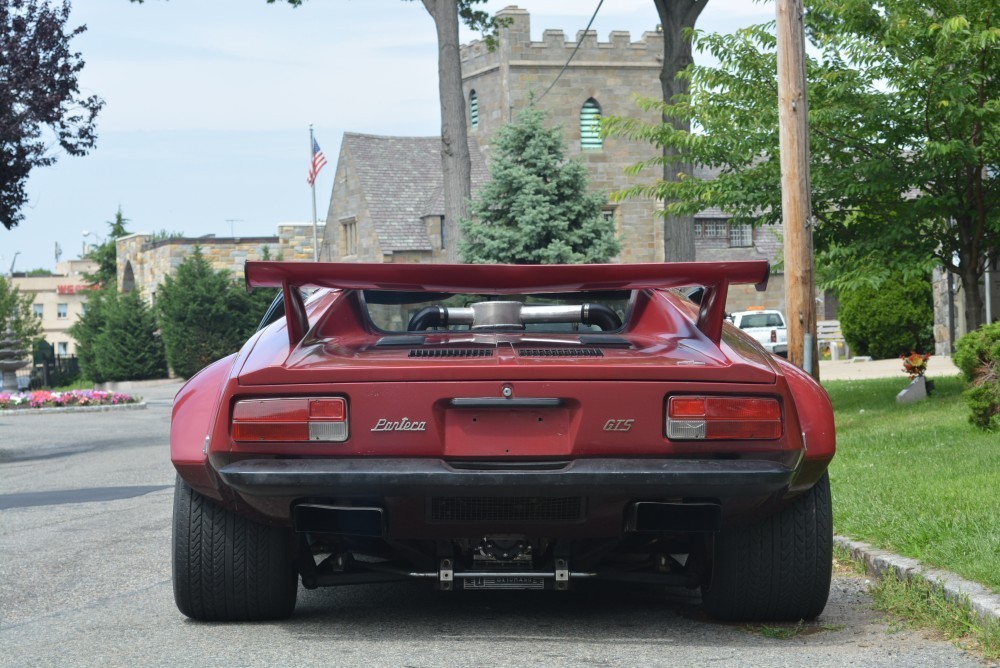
<box><xmin>729</xmin><ymin>309</ymin><xmax>788</xmax><ymax>357</ymax></box>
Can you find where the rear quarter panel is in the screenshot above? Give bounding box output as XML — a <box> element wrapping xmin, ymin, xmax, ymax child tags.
<box><xmin>774</xmin><ymin>357</ymin><xmax>836</xmax><ymax>492</ymax></box>
<box><xmin>171</xmin><ymin>353</ymin><xmax>239</xmax><ymax>501</ymax></box>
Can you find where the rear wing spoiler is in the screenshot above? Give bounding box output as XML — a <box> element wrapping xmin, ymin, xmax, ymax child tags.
<box><xmin>244</xmin><ymin>261</ymin><xmax>770</xmax><ymax>347</ymax></box>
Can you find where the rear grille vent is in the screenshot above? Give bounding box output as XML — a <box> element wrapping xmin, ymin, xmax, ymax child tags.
<box><xmin>409</xmin><ymin>349</ymin><xmax>493</xmax><ymax>358</ymax></box>
<box><xmin>518</xmin><ymin>348</ymin><xmax>604</xmax><ymax>357</ymax></box>
<box><xmin>430</xmin><ymin>496</ymin><xmax>584</xmax><ymax>523</ymax></box>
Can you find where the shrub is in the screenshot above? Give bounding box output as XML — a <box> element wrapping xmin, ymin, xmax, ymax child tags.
<box><xmin>71</xmin><ymin>288</ymin><xmax>167</xmax><ymax>383</ymax></box>
<box><xmin>459</xmin><ymin>105</ymin><xmax>619</xmax><ymax>264</ymax></box>
<box><xmin>91</xmin><ymin>290</ymin><xmax>168</xmax><ymax>382</ymax></box>
<box><xmin>954</xmin><ymin>322</ymin><xmax>1000</xmax><ymax>431</ymax></box>
<box><xmin>156</xmin><ymin>247</ymin><xmax>277</xmax><ymax>378</ymax></box>
<box><xmin>838</xmin><ymin>275</ymin><xmax>934</xmax><ymax>359</ymax></box>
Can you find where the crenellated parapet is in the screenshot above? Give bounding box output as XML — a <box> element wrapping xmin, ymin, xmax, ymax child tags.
<box><xmin>461</xmin><ymin>6</ymin><xmax>663</xmax><ymax>72</ymax></box>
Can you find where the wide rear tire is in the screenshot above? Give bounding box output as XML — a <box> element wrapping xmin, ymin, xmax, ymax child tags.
<box><xmin>701</xmin><ymin>472</ymin><xmax>832</xmax><ymax>622</ymax></box>
<box><xmin>172</xmin><ymin>476</ymin><xmax>298</xmax><ymax>621</ymax></box>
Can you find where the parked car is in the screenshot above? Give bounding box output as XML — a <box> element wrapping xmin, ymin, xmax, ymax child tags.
<box><xmin>729</xmin><ymin>308</ymin><xmax>788</xmax><ymax>357</ymax></box>
<box><xmin>170</xmin><ymin>261</ymin><xmax>835</xmax><ymax>622</ymax></box>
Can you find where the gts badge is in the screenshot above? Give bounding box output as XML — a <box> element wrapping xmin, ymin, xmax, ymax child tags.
<box><xmin>603</xmin><ymin>419</ymin><xmax>635</xmax><ymax>432</ymax></box>
<box><xmin>371</xmin><ymin>417</ymin><xmax>427</xmax><ymax>432</ymax></box>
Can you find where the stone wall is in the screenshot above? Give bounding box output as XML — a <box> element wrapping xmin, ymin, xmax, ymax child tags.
<box><xmin>932</xmin><ymin>263</ymin><xmax>1000</xmax><ymax>355</ymax></box>
<box><xmin>116</xmin><ymin>224</ymin><xmax>326</xmax><ymax>304</ymax></box>
<box><xmin>321</xmin><ymin>143</ymin><xmax>382</xmax><ymax>262</ymax></box>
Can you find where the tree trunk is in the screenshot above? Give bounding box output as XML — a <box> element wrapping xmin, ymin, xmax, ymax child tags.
<box><xmin>653</xmin><ymin>0</ymin><xmax>707</xmax><ymax>262</ymax></box>
<box><xmin>958</xmin><ymin>258</ymin><xmax>985</xmax><ymax>333</ymax></box>
<box><xmin>422</xmin><ymin>0</ymin><xmax>473</xmax><ymax>263</ymax></box>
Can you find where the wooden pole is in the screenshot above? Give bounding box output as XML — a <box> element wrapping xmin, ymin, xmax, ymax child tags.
<box><xmin>776</xmin><ymin>0</ymin><xmax>819</xmax><ymax>379</ymax></box>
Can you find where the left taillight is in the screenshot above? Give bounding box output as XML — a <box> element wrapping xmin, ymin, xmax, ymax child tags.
<box><xmin>666</xmin><ymin>395</ymin><xmax>782</xmax><ymax>440</ymax></box>
<box><xmin>232</xmin><ymin>397</ymin><xmax>348</xmax><ymax>443</ymax></box>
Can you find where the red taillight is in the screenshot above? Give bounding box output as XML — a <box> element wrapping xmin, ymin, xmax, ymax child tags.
<box><xmin>666</xmin><ymin>396</ymin><xmax>782</xmax><ymax>440</ymax></box>
<box><xmin>770</xmin><ymin>329</ymin><xmax>777</xmax><ymax>343</ymax></box>
<box><xmin>232</xmin><ymin>397</ymin><xmax>348</xmax><ymax>442</ymax></box>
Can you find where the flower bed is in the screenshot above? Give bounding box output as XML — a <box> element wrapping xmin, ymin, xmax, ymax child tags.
<box><xmin>0</xmin><ymin>389</ymin><xmax>138</xmax><ymax>410</ymax></box>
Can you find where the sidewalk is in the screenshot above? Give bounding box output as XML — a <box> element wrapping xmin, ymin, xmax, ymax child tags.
<box><xmin>819</xmin><ymin>355</ymin><xmax>960</xmax><ymax>381</ymax></box>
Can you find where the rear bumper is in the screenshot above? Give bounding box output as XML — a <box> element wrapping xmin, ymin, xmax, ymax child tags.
<box><xmin>218</xmin><ymin>457</ymin><xmax>796</xmax><ymax>498</ymax></box>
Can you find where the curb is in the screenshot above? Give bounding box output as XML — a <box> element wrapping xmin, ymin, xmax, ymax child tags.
<box><xmin>0</xmin><ymin>402</ymin><xmax>148</xmax><ymax>417</ymax></box>
<box><xmin>834</xmin><ymin>535</ymin><xmax>1000</xmax><ymax>623</ymax></box>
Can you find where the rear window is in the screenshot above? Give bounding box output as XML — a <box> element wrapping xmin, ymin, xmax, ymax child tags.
<box><xmin>362</xmin><ymin>291</ymin><xmax>632</xmax><ymax>334</ymax></box>
<box><xmin>739</xmin><ymin>313</ymin><xmax>783</xmax><ymax>329</ymax></box>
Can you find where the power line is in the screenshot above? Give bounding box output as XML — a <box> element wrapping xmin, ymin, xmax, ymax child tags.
<box><xmin>536</xmin><ymin>0</ymin><xmax>605</xmax><ymax>102</ymax></box>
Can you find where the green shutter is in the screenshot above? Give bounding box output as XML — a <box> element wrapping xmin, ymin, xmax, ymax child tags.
<box><xmin>470</xmin><ymin>90</ymin><xmax>479</xmax><ymax>130</ymax></box>
<box><xmin>580</xmin><ymin>99</ymin><xmax>602</xmax><ymax>150</ymax></box>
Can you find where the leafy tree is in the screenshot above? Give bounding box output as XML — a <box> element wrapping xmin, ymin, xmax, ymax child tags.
<box><xmin>0</xmin><ymin>275</ymin><xmax>42</xmax><ymax>347</ymax></box>
<box><xmin>157</xmin><ymin>247</ymin><xmax>275</xmax><ymax>378</ymax></box>
<box><xmin>90</xmin><ymin>290</ymin><xmax>167</xmax><ymax>382</ymax></box>
<box><xmin>837</xmin><ymin>274</ymin><xmax>934</xmax><ymax>359</ymax></box>
<box><xmin>459</xmin><ymin>106</ymin><xmax>620</xmax><ymax>264</ymax></box>
<box><xmin>605</xmin><ymin>0</ymin><xmax>998</xmax><ymax>328</ymax></box>
<box><xmin>1</xmin><ymin>0</ymin><xmax>103</xmax><ymax>230</ymax></box>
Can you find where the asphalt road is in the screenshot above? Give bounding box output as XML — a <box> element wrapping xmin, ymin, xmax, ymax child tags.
<box><xmin>0</xmin><ymin>382</ymin><xmax>985</xmax><ymax>667</ymax></box>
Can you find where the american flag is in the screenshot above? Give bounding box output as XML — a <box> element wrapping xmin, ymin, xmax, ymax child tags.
<box><xmin>307</xmin><ymin>137</ymin><xmax>327</xmax><ymax>186</ymax></box>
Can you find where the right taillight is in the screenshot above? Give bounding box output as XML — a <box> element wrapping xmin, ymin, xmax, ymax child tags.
<box><xmin>666</xmin><ymin>395</ymin><xmax>782</xmax><ymax>440</ymax></box>
<box><xmin>232</xmin><ymin>397</ymin><xmax>348</xmax><ymax>442</ymax></box>
<box><xmin>770</xmin><ymin>329</ymin><xmax>778</xmax><ymax>343</ymax></box>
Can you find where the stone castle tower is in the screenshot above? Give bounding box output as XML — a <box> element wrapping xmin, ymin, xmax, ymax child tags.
<box><xmin>460</xmin><ymin>6</ymin><xmax>666</xmax><ymax>263</ymax></box>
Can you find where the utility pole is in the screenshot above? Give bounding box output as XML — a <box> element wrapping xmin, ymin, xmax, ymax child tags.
<box><xmin>776</xmin><ymin>0</ymin><xmax>818</xmax><ymax>379</ymax></box>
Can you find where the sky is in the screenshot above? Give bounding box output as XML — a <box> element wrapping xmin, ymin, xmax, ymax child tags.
<box><xmin>3</xmin><ymin>0</ymin><xmax>776</xmax><ymax>273</ymax></box>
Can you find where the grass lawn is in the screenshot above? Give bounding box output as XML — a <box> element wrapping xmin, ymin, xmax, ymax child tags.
<box><xmin>824</xmin><ymin>374</ymin><xmax>1000</xmax><ymax>593</ymax></box>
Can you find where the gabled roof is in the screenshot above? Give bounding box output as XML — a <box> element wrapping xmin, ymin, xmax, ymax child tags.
<box><xmin>341</xmin><ymin>133</ymin><xmax>490</xmax><ymax>253</ymax></box>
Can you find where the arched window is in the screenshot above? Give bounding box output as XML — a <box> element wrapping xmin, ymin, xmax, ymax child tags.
<box><xmin>580</xmin><ymin>98</ymin><xmax>602</xmax><ymax>150</ymax></box>
<box><xmin>121</xmin><ymin>261</ymin><xmax>135</xmax><ymax>293</ymax></box>
<box><xmin>469</xmin><ymin>90</ymin><xmax>479</xmax><ymax>130</ymax></box>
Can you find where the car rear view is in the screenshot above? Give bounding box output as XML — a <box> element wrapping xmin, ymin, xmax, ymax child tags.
<box><xmin>170</xmin><ymin>261</ymin><xmax>835</xmax><ymax>622</ymax></box>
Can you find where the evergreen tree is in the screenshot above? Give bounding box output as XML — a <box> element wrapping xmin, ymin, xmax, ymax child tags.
<box><xmin>157</xmin><ymin>247</ymin><xmax>275</xmax><ymax>378</ymax></box>
<box><xmin>68</xmin><ymin>286</ymin><xmax>109</xmax><ymax>383</ymax></box>
<box><xmin>90</xmin><ymin>290</ymin><xmax>167</xmax><ymax>381</ymax></box>
<box><xmin>84</xmin><ymin>207</ymin><xmax>130</xmax><ymax>287</ymax></box>
<box><xmin>459</xmin><ymin>106</ymin><xmax>619</xmax><ymax>264</ymax></box>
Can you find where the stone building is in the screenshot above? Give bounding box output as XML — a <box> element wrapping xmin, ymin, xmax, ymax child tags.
<box><xmin>321</xmin><ymin>6</ymin><xmax>785</xmax><ymax>312</ymax></box>
<box><xmin>116</xmin><ymin>222</ymin><xmax>324</xmax><ymax>304</ymax></box>
<box><xmin>932</xmin><ymin>264</ymin><xmax>1000</xmax><ymax>355</ymax></box>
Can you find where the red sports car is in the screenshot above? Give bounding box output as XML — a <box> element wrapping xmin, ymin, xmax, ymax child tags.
<box><xmin>170</xmin><ymin>261</ymin><xmax>835</xmax><ymax>622</ymax></box>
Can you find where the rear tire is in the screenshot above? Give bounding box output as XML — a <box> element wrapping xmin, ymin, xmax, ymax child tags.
<box><xmin>172</xmin><ymin>476</ymin><xmax>298</xmax><ymax>621</ymax></box>
<box><xmin>701</xmin><ymin>472</ymin><xmax>832</xmax><ymax>621</ymax></box>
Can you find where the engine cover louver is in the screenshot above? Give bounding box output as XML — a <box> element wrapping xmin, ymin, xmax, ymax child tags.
<box><xmin>408</xmin><ymin>349</ymin><xmax>493</xmax><ymax>358</ymax></box>
<box><xmin>518</xmin><ymin>348</ymin><xmax>604</xmax><ymax>357</ymax></box>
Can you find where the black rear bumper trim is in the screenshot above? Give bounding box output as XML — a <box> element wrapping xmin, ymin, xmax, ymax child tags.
<box><xmin>218</xmin><ymin>457</ymin><xmax>795</xmax><ymax>498</ymax></box>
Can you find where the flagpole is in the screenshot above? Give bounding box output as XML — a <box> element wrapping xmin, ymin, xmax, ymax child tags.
<box><xmin>310</xmin><ymin>124</ymin><xmax>319</xmax><ymax>262</ymax></box>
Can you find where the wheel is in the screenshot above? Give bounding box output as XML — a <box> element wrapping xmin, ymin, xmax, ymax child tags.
<box><xmin>172</xmin><ymin>476</ymin><xmax>298</xmax><ymax>621</ymax></box>
<box><xmin>701</xmin><ymin>472</ymin><xmax>832</xmax><ymax>621</ymax></box>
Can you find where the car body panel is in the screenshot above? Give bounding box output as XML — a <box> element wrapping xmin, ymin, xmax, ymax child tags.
<box><xmin>170</xmin><ymin>261</ymin><xmax>835</xmax><ymax>606</ymax></box>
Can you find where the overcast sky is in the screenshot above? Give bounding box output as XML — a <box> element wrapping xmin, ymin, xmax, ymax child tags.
<box><xmin>3</xmin><ymin>0</ymin><xmax>775</xmax><ymax>273</ymax></box>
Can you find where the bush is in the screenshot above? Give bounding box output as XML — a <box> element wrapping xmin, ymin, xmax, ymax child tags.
<box><xmin>70</xmin><ymin>287</ymin><xmax>167</xmax><ymax>383</ymax></box>
<box><xmin>92</xmin><ymin>290</ymin><xmax>168</xmax><ymax>382</ymax></box>
<box><xmin>838</xmin><ymin>275</ymin><xmax>934</xmax><ymax>359</ymax></box>
<box><xmin>156</xmin><ymin>247</ymin><xmax>277</xmax><ymax>378</ymax></box>
<box><xmin>954</xmin><ymin>322</ymin><xmax>1000</xmax><ymax>431</ymax></box>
